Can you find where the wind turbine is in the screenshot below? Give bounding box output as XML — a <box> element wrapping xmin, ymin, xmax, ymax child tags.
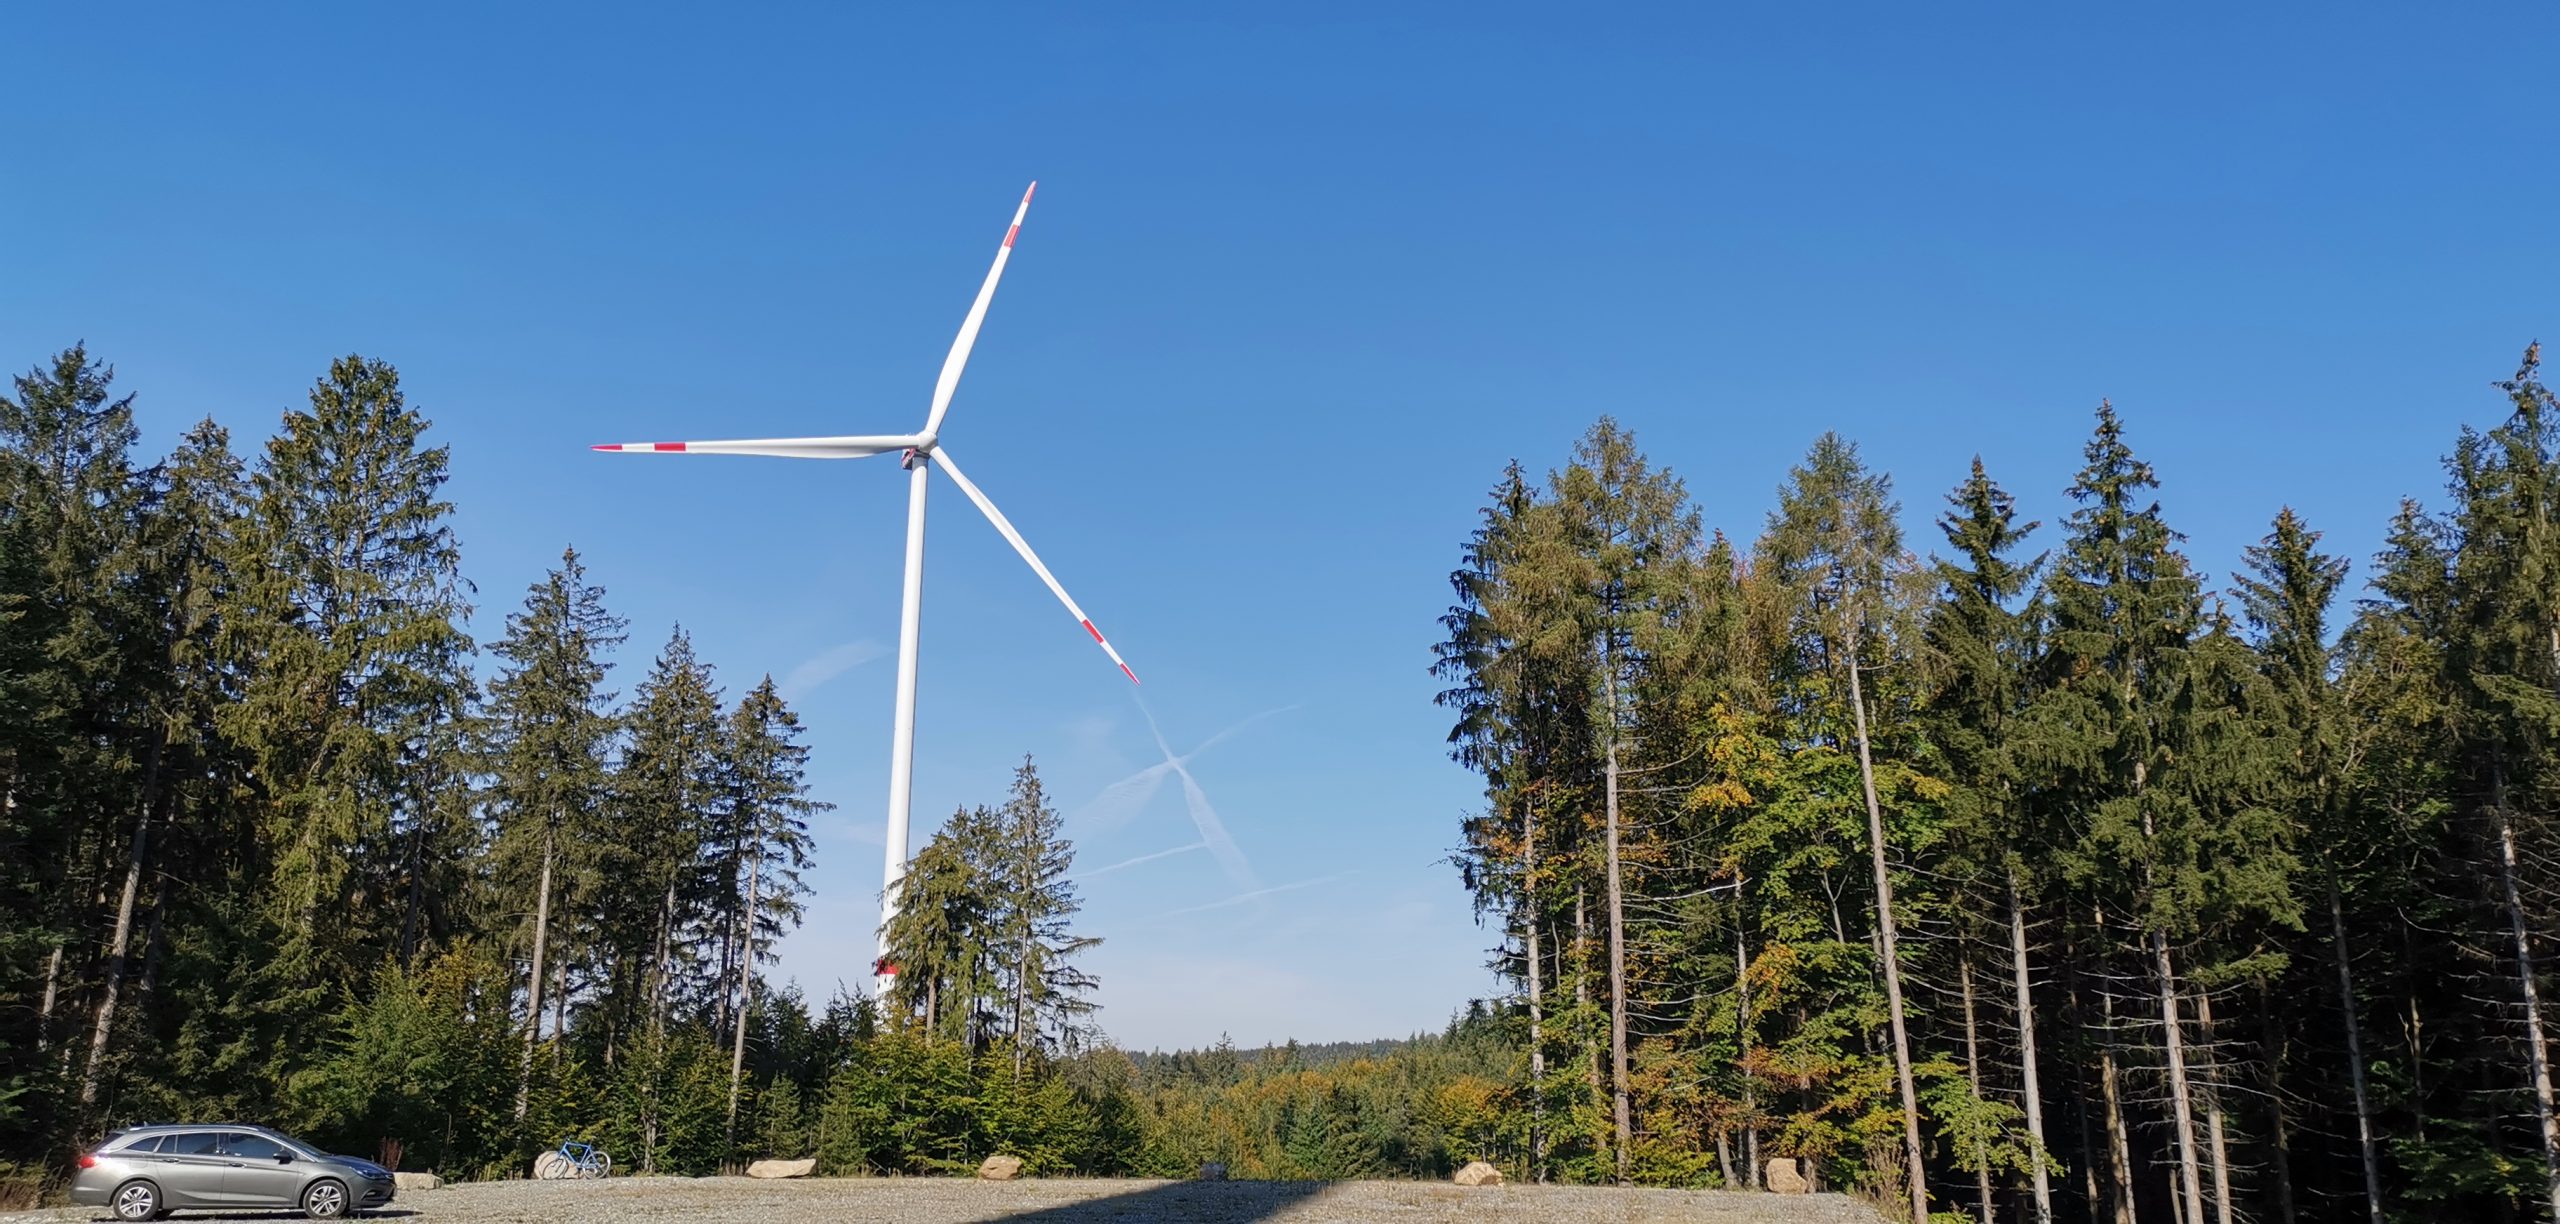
<box><xmin>592</xmin><ymin>183</ymin><xmax>1139</xmax><ymax>996</ymax></box>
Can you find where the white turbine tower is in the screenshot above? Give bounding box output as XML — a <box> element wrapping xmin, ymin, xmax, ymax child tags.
<box><xmin>593</xmin><ymin>183</ymin><xmax>1138</xmax><ymax>996</ymax></box>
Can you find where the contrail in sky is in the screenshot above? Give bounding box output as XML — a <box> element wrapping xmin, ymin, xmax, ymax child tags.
<box><xmin>1074</xmin><ymin>840</ymin><xmax>1206</xmax><ymax>884</ymax></box>
<box><xmin>1072</xmin><ymin>701</ymin><xmax>1295</xmax><ymax>893</ymax></box>
<box><xmin>1145</xmin><ymin>872</ymin><xmax>1354</xmax><ymax>921</ymax></box>
<box><xmin>1136</xmin><ymin>696</ymin><xmax>1263</xmax><ymax>892</ymax></box>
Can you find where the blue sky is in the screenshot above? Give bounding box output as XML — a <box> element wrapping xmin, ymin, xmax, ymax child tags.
<box><xmin>7</xmin><ymin>5</ymin><xmax>2554</xmax><ymax>1049</ymax></box>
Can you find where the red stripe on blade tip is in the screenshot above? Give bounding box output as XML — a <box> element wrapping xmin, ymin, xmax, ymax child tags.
<box><xmin>1003</xmin><ymin>224</ymin><xmax>1020</xmax><ymax>249</ymax></box>
<box><xmin>1081</xmin><ymin>620</ymin><xmax>1104</xmax><ymax>644</ymax></box>
<box><xmin>1119</xmin><ymin>663</ymin><xmax>1141</xmax><ymax>685</ymax></box>
<box><xmin>652</xmin><ymin>442</ymin><xmax>687</xmax><ymax>452</ymax></box>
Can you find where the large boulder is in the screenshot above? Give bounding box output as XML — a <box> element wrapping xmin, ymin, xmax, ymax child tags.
<box><xmin>1452</xmin><ymin>1161</ymin><xmax>1504</xmax><ymax>1187</ymax></box>
<box><xmin>392</xmin><ymin>1172</ymin><xmax>442</xmax><ymax>1191</ymax></box>
<box><xmin>746</xmin><ymin>1158</ymin><xmax>816</xmax><ymax>1179</ymax></box>
<box><xmin>1766</xmin><ymin>1157</ymin><xmax>1811</xmax><ymax>1194</ymax></box>
<box><xmin>978</xmin><ymin>1155</ymin><xmax>1023</xmax><ymax>1181</ymax></box>
<box><xmin>1197</xmin><ymin>1162</ymin><xmax>1228</xmax><ymax>1181</ymax></box>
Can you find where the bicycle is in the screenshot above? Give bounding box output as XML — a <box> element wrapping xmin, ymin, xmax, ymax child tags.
<box><xmin>535</xmin><ymin>1139</ymin><xmax>611</xmax><ymax>1179</ymax></box>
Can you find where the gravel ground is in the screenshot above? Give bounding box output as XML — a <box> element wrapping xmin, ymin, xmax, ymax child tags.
<box><xmin>7</xmin><ymin>1175</ymin><xmax>1885</xmax><ymax>1224</ymax></box>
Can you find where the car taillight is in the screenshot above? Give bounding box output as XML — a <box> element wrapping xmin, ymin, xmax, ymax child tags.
<box><xmin>79</xmin><ymin>1154</ymin><xmax>96</xmax><ymax>1168</ymax></box>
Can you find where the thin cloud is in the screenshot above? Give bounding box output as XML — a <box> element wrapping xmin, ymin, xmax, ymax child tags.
<box><xmin>781</xmin><ymin>639</ymin><xmax>886</xmax><ymax>702</ymax></box>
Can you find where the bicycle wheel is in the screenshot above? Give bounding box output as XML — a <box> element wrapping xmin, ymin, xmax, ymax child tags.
<box><xmin>593</xmin><ymin>1151</ymin><xmax>612</xmax><ymax>1178</ymax></box>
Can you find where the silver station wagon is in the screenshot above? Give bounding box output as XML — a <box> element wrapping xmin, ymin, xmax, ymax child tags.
<box><xmin>71</xmin><ymin>1124</ymin><xmax>396</xmax><ymax>1220</ymax></box>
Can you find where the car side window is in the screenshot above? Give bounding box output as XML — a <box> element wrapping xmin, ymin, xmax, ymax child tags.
<box><xmin>223</xmin><ymin>1133</ymin><xmax>285</xmax><ymax>1160</ymax></box>
<box><xmin>118</xmin><ymin>1135</ymin><xmax>166</xmax><ymax>1154</ymax></box>
<box><xmin>166</xmin><ymin>1132</ymin><xmax>222</xmax><ymax>1156</ymax></box>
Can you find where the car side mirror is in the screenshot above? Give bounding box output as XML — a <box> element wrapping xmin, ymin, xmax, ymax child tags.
<box><xmin>276</xmin><ymin>1152</ymin><xmax>294</xmax><ymax>1164</ymax></box>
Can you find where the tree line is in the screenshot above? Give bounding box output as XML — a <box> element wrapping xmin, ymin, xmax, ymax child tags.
<box><xmin>1434</xmin><ymin>344</ymin><xmax>2560</xmax><ymax>1223</ymax></box>
<box><xmin>0</xmin><ymin>341</ymin><xmax>1533</xmax><ymax>1196</ymax></box>
<box><xmin>0</xmin><ymin>347</ymin><xmax>1045</xmax><ymax>1181</ymax></box>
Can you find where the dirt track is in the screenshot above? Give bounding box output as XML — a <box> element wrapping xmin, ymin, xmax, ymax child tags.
<box><xmin>12</xmin><ymin>1174</ymin><xmax>1886</xmax><ymax>1223</ymax></box>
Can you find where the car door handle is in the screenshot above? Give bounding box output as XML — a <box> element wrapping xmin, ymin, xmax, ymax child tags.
<box><xmin>224</xmin><ymin>1160</ymin><xmax>245</xmax><ymax>1167</ymax></box>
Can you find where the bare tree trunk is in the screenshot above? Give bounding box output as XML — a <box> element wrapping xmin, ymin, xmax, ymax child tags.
<box><xmin>649</xmin><ymin>877</ymin><xmax>678</xmax><ymax>1038</ymax></box>
<box><xmin>2152</xmin><ymin>929</ymin><xmax>2208</xmax><ymax>1224</ymax></box>
<box><xmin>2491</xmin><ymin>770</ymin><xmax>2560</xmax><ymax>1224</ymax></box>
<box><xmin>515</xmin><ymin>828</ymin><xmax>557</xmax><ymax>1127</ymax></box>
<box><xmin>1011</xmin><ymin>926</ymin><xmax>1031</xmax><ymax>1080</ymax></box>
<box><xmin>2072</xmin><ymin>1076</ymin><xmax>2101</xmax><ymax>1224</ymax></box>
<box><xmin>2009</xmin><ymin>871</ymin><xmax>2053</xmax><ymax>1224</ymax></box>
<box><xmin>135</xmin><ymin>898</ymin><xmax>167</xmax><ymax>1005</ymax></box>
<box><xmin>1603</xmin><ymin>730</ymin><xmax>1632</xmax><ymax>1185</ymax></box>
<box><xmin>36</xmin><ymin>942</ymin><xmax>63</xmax><ymax>1053</ymax></box>
<box><xmin>397</xmin><ymin>812</ymin><xmax>430</xmax><ymax>968</ymax></box>
<box><xmin>727</xmin><ymin>847</ymin><xmax>762</xmax><ymax>1139</ymax></box>
<box><xmin>1738</xmin><ymin>902</ymin><xmax>1760</xmax><ymax>1190</ymax></box>
<box><xmin>1960</xmin><ymin>954</ymin><xmax>1993</xmax><ymax>1224</ymax></box>
<box><xmin>1525</xmin><ymin>792</ymin><xmax>1546</xmax><ymax>1182</ymax></box>
<box><xmin>2265</xmin><ymin>1011</ymin><xmax>2300</xmax><ymax>1224</ymax></box>
<box><xmin>552</xmin><ymin>951</ymin><xmax>572</xmax><ymax>1065</ymax></box>
<box><xmin>2325</xmin><ymin>879</ymin><xmax>2383</xmax><ymax>1224</ymax></box>
<box><xmin>77</xmin><ymin>729</ymin><xmax>170</xmax><ymax>1117</ymax></box>
<box><xmin>1845</xmin><ymin>653</ymin><xmax>1928</xmax><ymax>1224</ymax></box>
<box><xmin>2091</xmin><ymin>913</ymin><xmax>2135</xmax><ymax>1224</ymax></box>
<box><xmin>2196</xmin><ymin>990</ymin><xmax>2234</xmax><ymax>1224</ymax></box>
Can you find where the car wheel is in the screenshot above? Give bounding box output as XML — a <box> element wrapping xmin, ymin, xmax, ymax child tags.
<box><xmin>301</xmin><ymin>1178</ymin><xmax>350</xmax><ymax>1219</ymax></box>
<box><xmin>111</xmin><ymin>1179</ymin><xmax>160</xmax><ymax>1222</ymax></box>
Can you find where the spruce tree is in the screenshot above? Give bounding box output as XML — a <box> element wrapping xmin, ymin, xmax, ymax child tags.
<box><xmin>76</xmin><ymin>418</ymin><xmax>246</xmax><ymax>1121</ymax></box>
<box><xmin>1760</xmin><ymin>432</ymin><xmax>1931</xmax><ymax>1223</ymax></box>
<box><xmin>1548</xmin><ymin>418</ymin><xmax>1696</xmax><ymax>1183</ymax></box>
<box><xmin>715</xmin><ymin>677</ymin><xmax>823</xmax><ymax>1139</ymax></box>
<box><xmin>883</xmin><ymin>809</ymin><xmax>998</xmax><ymax>1044</ymax></box>
<box><xmin>1923</xmin><ymin>457</ymin><xmax>2051</xmax><ymax>1224</ymax></box>
<box><xmin>222</xmin><ymin>355</ymin><xmax>472</xmax><ymax>1009</ymax></box>
<box><xmin>2438</xmin><ymin>343</ymin><xmax>2560</xmax><ymax>1220</ymax></box>
<box><xmin>0</xmin><ymin>345</ymin><xmax>153</xmax><ymax>1084</ymax></box>
<box><xmin>484</xmin><ymin>548</ymin><xmax>626</xmax><ymax>1130</ymax></box>
<box><xmin>991</xmin><ymin>757</ymin><xmax>1100</xmax><ymax>1076</ymax></box>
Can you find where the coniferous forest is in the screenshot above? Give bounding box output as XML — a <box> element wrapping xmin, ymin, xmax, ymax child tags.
<box><xmin>1434</xmin><ymin>343</ymin><xmax>2560</xmax><ymax>1222</ymax></box>
<box><xmin>0</xmin><ymin>346</ymin><xmax>1514</xmax><ymax>1196</ymax></box>
<box><xmin>12</xmin><ymin>338</ymin><xmax>2560</xmax><ymax>1224</ymax></box>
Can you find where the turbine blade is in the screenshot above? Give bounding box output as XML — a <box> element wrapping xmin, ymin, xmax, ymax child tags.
<box><xmin>920</xmin><ymin>182</ymin><xmax>1036</xmax><ymax>439</ymax></box>
<box><xmin>589</xmin><ymin>434</ymin><xmax>925</xmax><ymax>460</ymax></box>
<box><xmin>929</xmin><ymin>446</ymin><xmax>1139</xmax><ymax>684</ymax></box>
